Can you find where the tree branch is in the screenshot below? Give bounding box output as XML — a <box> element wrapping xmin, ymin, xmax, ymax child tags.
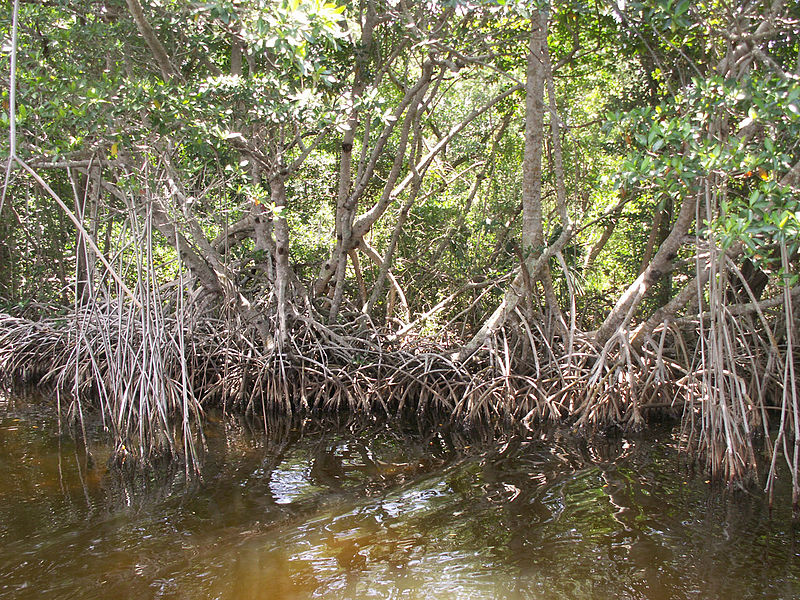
<box><xmin>125</xmin><ymin>0</ymin><xmax>181</xmax><ymax>82</ymax></box>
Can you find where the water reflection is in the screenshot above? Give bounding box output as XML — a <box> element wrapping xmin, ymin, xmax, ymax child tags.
<box><xmin>0</xmin><ymin>392</ymin><xmax>798</xmax><ymax>599</ymax></box>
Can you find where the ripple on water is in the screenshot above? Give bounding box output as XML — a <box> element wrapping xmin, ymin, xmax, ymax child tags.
<box><xmin>0</xmin><ymin>401</ymin><xmax>799</xmax><ymax>599</ymax></box>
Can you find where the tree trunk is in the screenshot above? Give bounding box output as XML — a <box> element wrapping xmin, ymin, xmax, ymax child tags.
<box><xmin>270</xmin><ymin>173</ymin><xmax>290</xmax><ymax>348</ymax></box>
<box><xmin>455</xmin><ymin>9</ymin><xmax>568</xmax><ymax>360</ymax></box>
<box><xmin>230</xmin><ymin>35</ymin><xmax>242</xmax><ymax>76</ymax></box>
<box><xmin>349</xmin><ymin>249</ymin><xmax>366</xmax><ymax>307</ymax></box>
<box><xmin>313</xmin><ymin>60</ymin><xmax>434</xmax><ymax>299</ymax></box>
<box><xmin>657</xmin><ymin>197</ymin><xmax>673</xmax><ymax>307</ymax></box>
<box><xmin>630</xmin><ymin>243</ymin><xmax>745</xmax><ymax>351</ymax></box>
<box><xmin>327</xmin><ymin>5</ymin><xmax>377</xmax><ymax>321</ymax></box>
<box><xmin>594</xmin><ymin>191</ymin><xmax>697</xmax><ymax>346</ymax></box>
<box><xmin>357</xmin><ymin>238</ymin><xmax>410</xmax><ymax>322</ymax></box>
<box><xmin>313</xmin><ymin>75</ymin><xmax>519</xmax><ymax>297</ymax></box>
<box><xmin>637</xmin><ymin>205</ymin><xmax>663</xmax><ymax>275</ymax></box>
<box><xmin>363</xmin><ymin>170</ymin><xmax>422</xmax><ymax>318</ymax></box>
<box><xmin>521</xmin><ymin>8</ymin><xmax>563</xmax><ymax>324</ymax></box>
<box><xmin>521</xmin><ymin>9</ymin><xmax>547</xmax><ymax>266</ymax></box>
<box><xmin>583</xmin><ymin>216</ymin><xmax>617</xmax><ymax>271</ymax></box>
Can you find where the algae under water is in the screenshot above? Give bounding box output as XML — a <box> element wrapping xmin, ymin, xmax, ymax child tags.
<box><xmin>0</xmin><ymin>391</ymin><xmax>798</xmax><ymax>599</ymax></box>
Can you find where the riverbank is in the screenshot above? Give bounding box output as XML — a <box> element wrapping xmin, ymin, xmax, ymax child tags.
<box><xmin>0</xmin><ymin>304</ymin><xmax>796</xmax><ymax>508</ymax></box>
<box><xmin>0</xmin><ymin>309</ymin><xmax>683</xmax><ymax>454</ymax></box>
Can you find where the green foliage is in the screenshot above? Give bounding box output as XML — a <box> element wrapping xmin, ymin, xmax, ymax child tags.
<box><xmin>1</xmin><ymin>0</ymin><xmax>797</xmax><ymax>328</ymax></box>
<box><xmin>612</xmin><ymin>75</ymin><xmax>800</xmax><ymax>264</ymax></box>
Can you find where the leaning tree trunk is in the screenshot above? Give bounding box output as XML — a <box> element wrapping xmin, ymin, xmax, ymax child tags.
<box><xmin>125</xmin><ymin>0</ymin><xmax>180</xmax><ymax>82</ymax></box>
<box><xmin>313</xmin><ymin>61</ymin><xmax>435</xmax><ymax>299</ymax></box>
<box><xmin>312</xmin><ymin>67</ymin><xmax>517</xmax><ymax>299</ymax></box>
<box><xmin>594</xmin><ymin>191</ymin><xmax>697</xmax><ymax>347</ymax></box>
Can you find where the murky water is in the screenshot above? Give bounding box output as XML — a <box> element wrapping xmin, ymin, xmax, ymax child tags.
<box><xmin>1</xmin><ymin>392</ymin><xmax>799</xmax><ymax>600</ymax></box>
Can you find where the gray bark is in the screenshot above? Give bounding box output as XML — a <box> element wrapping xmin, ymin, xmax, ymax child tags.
<box><xmin>521</xmin><ymin>9</ymin><xmax>547</xmax><ymax>259</ymax></box>
<box><xmin>313</xmin><ymin>60</ymin><xmax>435</xmax><ymax>297</ymax></box>
<box><xmin>270</xmin><ymin>174</ymin><xmax>290</xmax><ymax>347</ymax></box>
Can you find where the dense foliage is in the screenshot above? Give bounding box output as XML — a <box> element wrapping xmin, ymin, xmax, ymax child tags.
<box><xmin>1</xmin><ymin>0</ymin><xmax>799</xmax><ymax>501</ymax></box>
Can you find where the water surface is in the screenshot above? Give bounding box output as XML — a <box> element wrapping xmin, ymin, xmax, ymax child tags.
<box><xmin>0</xmin><ymin>392</ymin><xmax>798</xmax><ymax>599</ymax></box>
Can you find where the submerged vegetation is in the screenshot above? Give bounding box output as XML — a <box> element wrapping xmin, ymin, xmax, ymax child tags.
<box><xmin>0</xmin><ymin>0</ymin><xmax>798</xmax><ymax>505</ymax></box>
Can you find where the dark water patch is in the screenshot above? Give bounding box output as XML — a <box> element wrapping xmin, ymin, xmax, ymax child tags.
<box><xmin>0</xmin><ymin>391</ymin><xmax>798</xmax><ymax>599</ymax></box>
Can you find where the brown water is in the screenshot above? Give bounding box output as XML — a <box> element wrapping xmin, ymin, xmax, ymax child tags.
<box><xmin>0</xmin><ymin>392</ymin><xmax>798</xmax><ymax>600</ymax></box>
